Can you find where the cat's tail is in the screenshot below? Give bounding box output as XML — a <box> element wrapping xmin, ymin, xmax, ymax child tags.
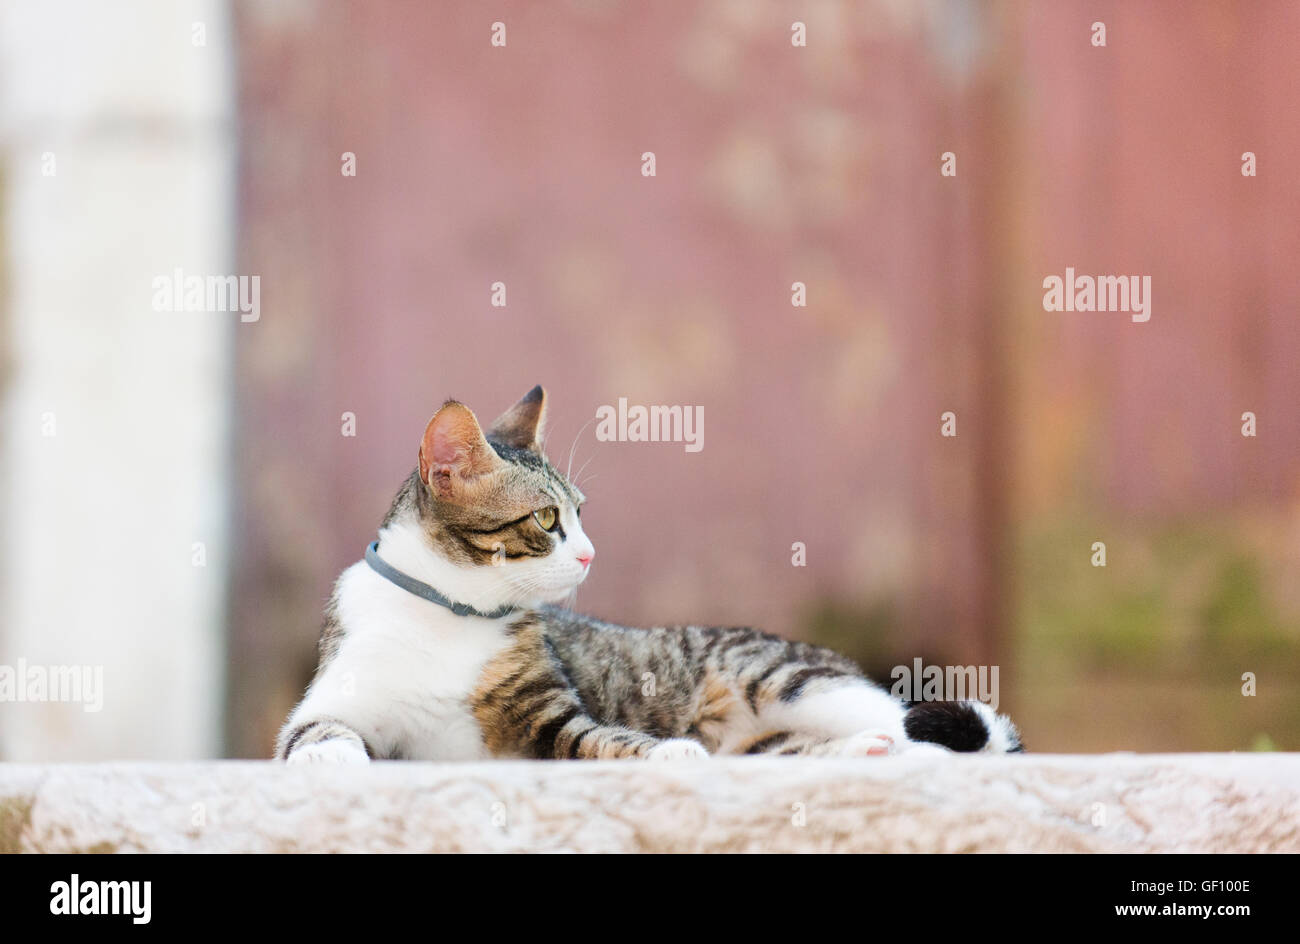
<box><xmin>903</xmin><ymin>700</ymin><xmax>1024</xmax><ymax>753</ymax></box>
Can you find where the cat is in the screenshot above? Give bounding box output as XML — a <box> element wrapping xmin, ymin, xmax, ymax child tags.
<box><xmin>276</xmin><ymin>386</ymin><xmax>1022</xmax><ymax>763</ymax></box>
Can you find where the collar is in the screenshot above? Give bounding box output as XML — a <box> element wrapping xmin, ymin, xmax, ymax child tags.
<box><xmin>364</xmin><ymin>540</ymin><xmax>519</xmax><ymax>620</ymax></box>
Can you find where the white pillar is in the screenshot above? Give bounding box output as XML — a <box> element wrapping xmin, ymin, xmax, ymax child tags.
<box><xmin>0</xmin><ymin>1</ymin><xmax>234</xmax><ymax>759</ymax></box>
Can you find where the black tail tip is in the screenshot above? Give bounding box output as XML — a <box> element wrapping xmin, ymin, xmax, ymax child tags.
<box><xmin>904</xmin><ymin>700</ymin><xmax>1023</xmax><ymax>753</ymax></box>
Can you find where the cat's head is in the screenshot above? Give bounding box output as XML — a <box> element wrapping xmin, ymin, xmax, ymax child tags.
<box><xmin>379</xmin><ymin>385</ymin><xmax>594</xmax><ymax>612</ymax></box>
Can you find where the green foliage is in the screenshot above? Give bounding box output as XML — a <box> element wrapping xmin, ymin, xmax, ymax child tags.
<box><xmin>796</xmin><ymin>515</ymin><xmax>1300</xmax><ymax>750</ymax></box>
<box><xmin>1249</xmin><ymin>733</ymin><xmax>1277</xmax><ymax>752</ymax></box>
<box><xmin>1019</xmin><ymin>519</ymin><xmax>1299</xmax><ymax>679</ymax></box>
<box><xmin>1017</xmin><ymin>517</ymin><xmax>1300</xmax><ymax>750</ymax></box>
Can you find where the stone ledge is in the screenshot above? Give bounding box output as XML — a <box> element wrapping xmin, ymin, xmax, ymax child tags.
<box><xmin>2</xmin><ymin>754</ymin><xmax>1297</xmax><ymax>853</ymax></box>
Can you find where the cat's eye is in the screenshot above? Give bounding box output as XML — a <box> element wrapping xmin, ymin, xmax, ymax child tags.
<box><xmin>533</xmin><ymin>506</ymin><xmax>559</xmax><ymax>532</ymax></box>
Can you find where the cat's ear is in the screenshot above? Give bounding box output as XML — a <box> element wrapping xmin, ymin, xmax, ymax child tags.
<box><xmin>418</xmin><ymin>401</ymin><xmax>503</xmax><ymax>497</ymax></box>
<box><xmin>487</xmin><ymin>384</ymin><xmax>547</xmax><ymax>452</ymax></box>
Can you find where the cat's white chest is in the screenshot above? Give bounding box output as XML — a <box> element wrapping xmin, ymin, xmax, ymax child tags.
<box><xmin>325</xmin><ymin>562</ymin><xmax>514</xmax><ymax>760</ymax></box>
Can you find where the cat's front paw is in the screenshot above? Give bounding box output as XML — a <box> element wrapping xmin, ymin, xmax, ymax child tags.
<box><xmin>646</xmin><ymin>738</ymin><xmax>710</xmax><ymax>761</ymax></box>
<box><xmin>286</xmin><ymin>739</ymin><xmax>371</xmax><ymax>765</ymax></box>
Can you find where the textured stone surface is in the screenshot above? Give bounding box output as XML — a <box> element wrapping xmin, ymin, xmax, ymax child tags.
<box><xmin>2</xmin><ymin>754</ymin><xmax>1298</xmax><ymax>853</ymax></box>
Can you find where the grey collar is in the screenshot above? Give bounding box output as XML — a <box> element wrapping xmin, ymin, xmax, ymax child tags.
<box><xmin>364</xmin><ymin>541</ymin><xmax>518</xmax><ymax>620</ymax></box>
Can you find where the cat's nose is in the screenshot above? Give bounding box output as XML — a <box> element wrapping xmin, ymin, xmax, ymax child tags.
<box><xmin>577</xmin><ymin>551</ymin><xmax>594</xmax><ymax>568</ymax></box>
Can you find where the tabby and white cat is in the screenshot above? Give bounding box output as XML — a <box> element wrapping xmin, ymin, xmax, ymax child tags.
<box><xmin>277</xmin><ymin>386</ymin><xmax>1021</xmax><ymax>763</ymax></box>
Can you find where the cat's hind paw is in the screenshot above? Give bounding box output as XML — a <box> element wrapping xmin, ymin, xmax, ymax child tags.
<box><xmin>286</xmin><ymin>739</ymin><xmax>371</xmax><ymax>765</ymax></box>
<box><xmin>835</xmin><ymin>730</ymin><xmax>897</xmax><ymax>757</ymax></box>
<box><xmin>646</xmin><ymin>738</ymin><xmax>710</xmax><ymax>761</ymax></box>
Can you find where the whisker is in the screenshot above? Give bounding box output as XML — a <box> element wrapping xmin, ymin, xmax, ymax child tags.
<box><xmin>566</xmin><ymin>414</ymin><xmax>597</xmax><ymax>480</ymax></box>
<box><xmin>572</xmin><ymin>453</ymin><xmax>597</xmax><ymax>489</ymax></box>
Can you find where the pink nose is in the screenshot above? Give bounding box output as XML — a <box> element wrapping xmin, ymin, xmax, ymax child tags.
<box><xmin>577</xmin><ymin>553</ymin><xmax>593</xmax><ymax>568</ymax></box>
